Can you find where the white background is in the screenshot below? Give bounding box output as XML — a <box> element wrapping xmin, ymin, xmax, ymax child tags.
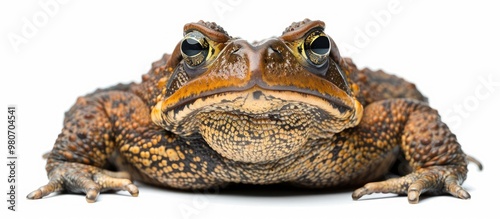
<box><xmin>1</xmin><ymin>0</ymin><xmax>499</xmax><ymax>218</ymax></box>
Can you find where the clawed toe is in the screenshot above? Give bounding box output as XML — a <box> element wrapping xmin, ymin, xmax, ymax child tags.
<box><xmin>352</xmin><ymin>166</ymin><xmax>471</xmax><ymax>204</ymax></box>
<box><xmin>125</xmin><ymin>184</ymin><xmax>139</xmax><ymax>197</ymax></box>
<box><xmin>27</xmin><ymin>180</ymin><xmax>63</xmax><ymax>200</ymax></box>
<box><xmin>27</xmin><ymin>163</ymin><xmax>139</xmax><ymax>202</ymax></box>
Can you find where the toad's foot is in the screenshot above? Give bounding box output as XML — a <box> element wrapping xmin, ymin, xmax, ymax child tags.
<box><xmin>351</xmin><ymin>166</ymin><xmax>469</xmax><ymax>204</ymax></box>
<box><xmin>27</xmin><ymin>162</ymin><xmax>138</xmax><ymax>203</ymax></box>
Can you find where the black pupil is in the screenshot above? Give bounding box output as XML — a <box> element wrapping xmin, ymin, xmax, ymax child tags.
<box><xmin>310</xmin><ymin>36</ymin><xmax>330</xmax><ymax>55</ymax></box>
<box><xmin>182</xmin><ymin>38</ymin><xmax>204</xmax><ymax>56</ymax></box>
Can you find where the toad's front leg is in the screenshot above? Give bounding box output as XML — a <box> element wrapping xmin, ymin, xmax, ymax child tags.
<box><xmin>27</xmin><ymin>91</ymin><xmax>151</xmax><ymax>202</ymax></box>
<box><xmin>350</xmin><ymin>99</ymin><xmax>475</xmax><ymax>203</ymax></box>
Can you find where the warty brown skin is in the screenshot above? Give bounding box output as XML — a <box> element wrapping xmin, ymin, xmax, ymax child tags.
<box><xmin>27</xmin><ymin>19</ymin><xmax>476</xmax><ymax>204</ymax></box>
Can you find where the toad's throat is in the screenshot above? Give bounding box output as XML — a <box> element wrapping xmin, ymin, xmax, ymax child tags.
<box><xmin>197</xmin><ymin>110</ymin><xmax>311</xmax><ymax>163</ymax></box>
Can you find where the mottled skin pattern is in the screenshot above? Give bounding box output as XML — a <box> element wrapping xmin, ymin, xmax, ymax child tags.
<box><xmin>28</xmin><ymin>19</ymin><xmax>478</xmax><ymax>204</ymax></box>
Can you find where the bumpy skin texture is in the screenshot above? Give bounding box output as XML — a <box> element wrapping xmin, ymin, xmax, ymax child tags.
<box><xmin>28</xmin><ymin>19</ymin><xmax>474</xmax><ymax>204</ymax></box>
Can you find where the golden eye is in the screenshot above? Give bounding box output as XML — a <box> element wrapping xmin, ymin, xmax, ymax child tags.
<box><xmin>303</xmin><ymin>30</ymin><xmax>331</xmax><ymax>66</ymax></box>
<box><xmin>180</xmin><ymin>31</ymin><xmax>210</xmax><ymax>67</ymax></box>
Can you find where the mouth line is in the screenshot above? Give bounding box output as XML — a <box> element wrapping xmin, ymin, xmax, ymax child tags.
<box><xmin>164</xmin><ymin>85</ymin><xmax>353</xmax><ymax>114</ymax></box>
<box><xmin>151</xmin><ymin>84</ymin><xmax>363</xmax><ymax>138</ymax></box>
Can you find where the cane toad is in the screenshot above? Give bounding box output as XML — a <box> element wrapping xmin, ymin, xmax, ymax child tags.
<box><xmin>27</xmin><ymin>19</ymin><xmax>480</xmax><ymax>204</ymax></box>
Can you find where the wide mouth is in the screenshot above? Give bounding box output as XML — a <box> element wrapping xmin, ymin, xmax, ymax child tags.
<box><xmin>167</xmin><ymin>85</ymin><xmax>353</xmax><ymax>115</ymax></box>
<box><xmin>151</xmin><ymin>86</ymin><xmax>360</xmax><ymax>137</ymax></box>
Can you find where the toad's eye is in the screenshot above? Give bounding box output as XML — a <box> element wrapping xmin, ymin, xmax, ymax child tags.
<box><xmin>180</xmin><ymin>31</ymin><xmax>209</xmax><ymax>67</ymax></box>
<box><xmin>303</xmin><ymin>30</ymin><xmax>330</xmax><ymax>66</ymax></box>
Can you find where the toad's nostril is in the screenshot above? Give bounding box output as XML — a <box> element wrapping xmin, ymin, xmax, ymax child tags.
<box><xmin>231</xmin><ymin>45</ymin><xmax>241</xmax><ymax>54</ymax></box>
<box><xmin>266</xmin><ymin>46</ymin><xmax>283</xmax><ymax>61</ymax></box>
<box><xmin>267</xmin><ymin>46</ymin><xmax>281</xmax><ymax>54</ymax></box>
